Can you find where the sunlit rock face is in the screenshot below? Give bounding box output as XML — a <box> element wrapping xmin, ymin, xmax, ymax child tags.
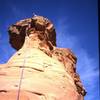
<box><xmin>0</xmin><ymin>15</ymin><xmax>86</xmax><ymax>100</ymax></box>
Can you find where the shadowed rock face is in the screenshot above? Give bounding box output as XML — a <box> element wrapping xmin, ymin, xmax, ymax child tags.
<box><xmin>0</xmin><ymin>15</ymin><xmax>86</xmax><ymax>100</ymax></box>
<box><xmin>8</xmin><ymin>16</ymin><xmax>56</xmax><ymax>50</ymax></box>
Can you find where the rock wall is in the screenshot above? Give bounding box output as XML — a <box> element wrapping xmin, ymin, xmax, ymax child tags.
<box><xmin>0</xmin><ymin>15</ymin><xmax>86</xmax><ymax>100</ymax></box>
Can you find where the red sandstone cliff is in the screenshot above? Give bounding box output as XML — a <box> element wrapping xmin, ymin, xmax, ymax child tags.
<box><xmin>0</xmin><ymin>15</ymin><xmax>86</xmax><ymax>100</ymax></box>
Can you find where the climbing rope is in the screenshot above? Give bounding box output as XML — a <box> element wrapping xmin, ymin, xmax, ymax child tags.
<box><xmin>16</xmin><ymin>26</ymin><xmax>30</xmax><ymax>100</ymax></box>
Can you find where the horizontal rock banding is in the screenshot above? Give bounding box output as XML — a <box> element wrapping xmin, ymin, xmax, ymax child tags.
<box><xmin>0</xmin><ymin>15</ymin><xmax>86</xmax><ymax>100</ymax></box>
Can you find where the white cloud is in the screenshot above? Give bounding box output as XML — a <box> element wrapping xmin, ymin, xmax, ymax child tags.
<box><xmin>56</xmin><ymin>17</ymin><xmax>99</xmax><ymax>100</ymax></box>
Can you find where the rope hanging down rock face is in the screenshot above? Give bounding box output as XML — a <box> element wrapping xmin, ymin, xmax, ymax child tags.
<box><xmin>16</xmin><ymin>27</ymin><xmax>29</xmax><ymax>100</ymax></box>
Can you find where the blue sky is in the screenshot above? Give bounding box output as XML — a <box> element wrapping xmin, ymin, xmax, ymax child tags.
<box><xmin>0</xmin><ymin>0</ymin><xmax>99</xmax><ymax>99</ymax></box>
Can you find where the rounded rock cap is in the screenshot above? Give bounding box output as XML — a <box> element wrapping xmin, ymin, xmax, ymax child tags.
<box><xmin>8</xmin><ymin>15</ymin><xmax>56</xmax><ymax>50</ymax></box>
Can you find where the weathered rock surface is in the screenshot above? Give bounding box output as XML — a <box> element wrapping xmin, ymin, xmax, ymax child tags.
<box><xmin>0</xmin><ymin>15</ymin><xmax>86</xmax><ymax>100</ymax></box>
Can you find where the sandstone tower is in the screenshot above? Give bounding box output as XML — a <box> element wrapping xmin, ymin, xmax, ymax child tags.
<box><xmin>0</xmin><ymin>15</ymin><xmax>86</xmax><ymax>100</ymax></box>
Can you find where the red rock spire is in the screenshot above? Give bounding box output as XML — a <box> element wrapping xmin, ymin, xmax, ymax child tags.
<box><xmin>0</xmin><ymin>15</ymin><xmax>86</xmax><ymax>100</ymax></box>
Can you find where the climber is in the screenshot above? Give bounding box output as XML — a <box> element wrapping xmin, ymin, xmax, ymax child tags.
<box><xmin>32</xmin><ymin>12</ymin><xmax>37</xmax><ymax>17</ymax></box>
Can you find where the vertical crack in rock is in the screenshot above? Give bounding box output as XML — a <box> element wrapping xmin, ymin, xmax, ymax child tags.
<box><xmin>0</xmin><ymin>15</ymin><xmax>86</xmax><ymax>100</ymax></box>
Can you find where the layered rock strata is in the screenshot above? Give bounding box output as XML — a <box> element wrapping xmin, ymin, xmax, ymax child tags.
<box><xmin>0</xmin><ymin>15</ymin><xmax>86</xmax><ymax>100</ymax></box>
